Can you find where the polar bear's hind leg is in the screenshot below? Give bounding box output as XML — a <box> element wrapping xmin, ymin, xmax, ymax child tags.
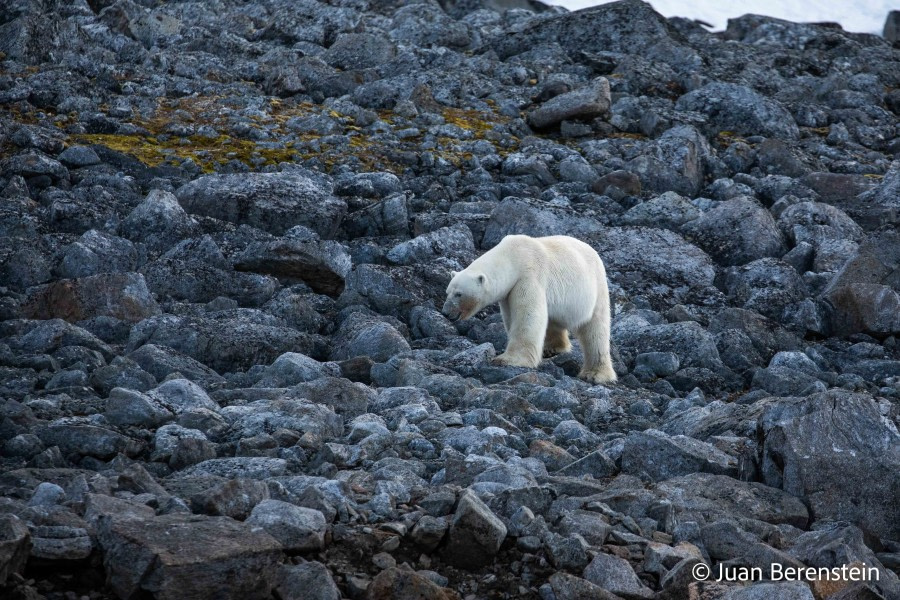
<box><xmin>543</xmin><ymin>324</ymin><xmax>572</xmax><ymax>357</ymax></box>
<box><xmin>576</xmin><ymin>296</ymin><xmax>616</xmax><ymax>384</ymax></box>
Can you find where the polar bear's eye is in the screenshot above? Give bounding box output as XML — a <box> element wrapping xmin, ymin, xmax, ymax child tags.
<box><xmin>454</xmin><ymin>292</ymin><xmax>462</xmax><ymax>298</ymax></box>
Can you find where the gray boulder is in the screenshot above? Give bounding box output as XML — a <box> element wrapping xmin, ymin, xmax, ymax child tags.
<box><xmin>0</xmin><ymin>515</ymin><xmax>30</xmax><ymax>586</ymax></box>
<box><xmin>97</xmin><ymin>513</ymin><xmax>282</xmax><ymax>600</ymax></box>
<box><xmin>58</xmin><ymin>230</ymin><xmax>139</xmax><ymax>279</ymax></box>
<box><xmin>528</xmin><ymin>78</ymin><xmax>611</xmax><ymax>129</ymax></box>
<box><xmin>275</xmin><ymin>562</ymin><xmax>341</xmax><ymax>600</ymax></box>
<box><xmin>121</xmin><ymin>189</ymin><xmax>198</xmax><ymax>252</ymax></box>
<box><xmin>583</xmin><ymin>552</ymin><xmax>653</xmax><ymax>599</ymax></box>
<box><xmin>246</xmin><ymin>500</ymin><xmax>327</xmax><ymax>552</ymax></box>
<box><xmin>821</xmin><ymin>229</ymin><xmax>900</xmax><ymax>336</ymax></box>
<box><xmin>386</xmin><ymin>224</ymin><xmax>476</xmax><ymax>268</ymax></box>
<box><xmin>127</xmin><ymin>313</ymin><xmax>320</xmax><ymax>373</ymax></box>
<box><xmin>681</xmin><ymin>198</ymin><xmax>786</xmax><ymax>266</ymax></box>
<box><xmin>175</xmin><ymin>172</ymin><xmax>346</xmax><ymax>238</ymax></box>
<box><xmin>330</xmin><ymin>313</ymin><xmax>410</xmax><ymax>363</ymax></box>
<box><xmin>234</xmin><ymin>238</ymin><xmax>351</xmax><ymax>297</ymax></box>
<box><xmin>676</xmin><ymin>82</ymin><xmax>799</xmax><ymax>140</ymax></box>
<box><xmin>23</xmin><ymin>272</ymin><xmax>161</xmax><ymax>323</ymax></box>
<box><xmin>759</xmin><ymin>390</ymin><xmax>900</xmax><ymax>541</ymax></box>
<box><xmin>620</xmin><ymin>192</ymin><xmax>700</xmax><ymax>230</ymax></box>
<box><xmin>443</xmin><ymin>490</ymin><xmax>507</xmax><ymax>570</ymax></box>
<box><xmin>621</xmin><ymin>429</ymin><xmax>738</xmax><ymax>481</ymax></box>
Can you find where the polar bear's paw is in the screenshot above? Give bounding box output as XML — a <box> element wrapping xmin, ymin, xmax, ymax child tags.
<box><xmin>579</xmin><ymin>363</ymin><xmax>617</xmax><ymax>384</ymax></box>
<box><xmin>492</xmin><ymin>352</ymin><xmax>539</xmax><ymax>368</ymax></box>
<box><xmin>542</xmin><ymin>340</ymin><xmax>572</xmax><ymax>358</ymax></box>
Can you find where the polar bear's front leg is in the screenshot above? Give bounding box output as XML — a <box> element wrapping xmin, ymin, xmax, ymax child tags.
<box><xmin>493</xmin><ymin>279</ymin><xmax>546</xmax><ymax>368</ymax></box>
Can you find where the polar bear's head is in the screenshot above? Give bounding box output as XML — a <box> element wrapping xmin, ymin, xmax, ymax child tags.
<box><xmin>442</xmin><ymin>270</ymin><xmax>486</xmax><ymax>321</ymax></box>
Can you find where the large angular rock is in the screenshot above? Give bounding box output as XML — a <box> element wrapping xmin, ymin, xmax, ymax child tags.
<box><xmin>57</xmin><ymin>230</ymin><xmax>139</xmax><ymax>279</ymax></box>
<box><xmin>365</xmin><ymin>567</ymin><xmax>459</xmax><ymax>600</ymax></box>
<box><xmin>141</xmin><ymin>236</ymin><xmax>279</xmax><ymax>306</ymax></box>
<box><xmin>330</xmin><ymin>313</ymin><xmax>410</xmax><ymax>363</ymax></box>
<box><xmin>621</xmin><ymin>429</ymin><xmax>738</xmax><ymax>481</ymax></box>
<box><xmin>127</xmin><ymin>313</ymin><xmax>320</xmax><ymax>373</ymax></box>
<box><xmin>234</xmin><ymin>239</ymin><xmax>351</xmax><ymax>297</ymax></box>
<box><xmin>681</xmin><ymin>198</ymin><xmax>786</xmax><ymax>267</ymax></box>
<box><xmin>127</xmin><ymin>344</ymin><xmax>225</xmax><ymax>387</ymax></box>
<box><xmin>628</xmin><ymin>125</ymin><xmax>710</xmax><ymax>197</ymax></box>
<box><xmin>676</xmin><ymin>82</ymin><xmax>799</xmax><ymax>140</ymax></box>
<box><xmin>246</xmin><ymin>500</ymin><xmax>327</xmax><ymax>552</ymax></box>
<box><xmin>23</xmin><ymin>272</ymin><xmax>161</xmax><ymax>323</ymax></box>
<box><xmin>443</xmin><ymin>490</ymin><xmax>507</xmax><ymax>570</ymax></box>
<box><xmin>491</xmin><ymin>0</ymin><xmax>696</xmax><ymax>71</ymax></box>
<box><xmin>597</xmin><ymin>473</ymin><xmax>809</xmax><ymax>529</ymax></box>
<box><xmin>275</xmin><ymin>562</ymin><xmax>341</xmax><ymax>600</ymax></box>
<box><xmin>386</xmin><ymin>224</ymin><xmax>476</xmax><ymax>268</ymax></box>
<box><xmin>777</xmin><ymin>202</ymin><xmax>863</xmax><ymax>248</ymax></box>
<box><xmin>96</xmin><ymin>513</ymin><xmax>282</xmax><ymax>600</ymax></box>
<box><xmin>759</xmin><ymin>390</ymin><xmax>900</xmax><ymax>541</ymax></box>
<box><xmin>613</xmin><ymin>316</ymin><xmax>722</xmax><ymax>370</ymax></box>
<box><xmin>821</xmin><ymin>229</ymin><xmax>900</xmax><ymax>337</ymax></box>
<box><xmin>583</xmin><ymin>552</ymin><xmax>653</xmax><ymax>599</ymax></box>
<box><xmin>35</xmin><ymin>422</ymin><xmax>140</xmax><ymax>460</ymax></box>
<box><xmin>121</xmin><ymin>189</ymin><xmax>199</xmax><ymax>253</ymax></box>
<box><xmin>585</xmin><ymin>227</ymin><xmax>718</xmax><ymax>308</ymax></box>
<box><xmin>175</xmin><ymin>172</ymin><xmax>346</xmax><ymax>237</ymax></box>
<box><xmin>528</xmin><ymin>78</ymin><xmax>611</xmax><ymax>129</ymax></box>
<box><xmin>0</xmin><ymin>515</ymin><xmax>31</xmax><ymax>586</ymax></box>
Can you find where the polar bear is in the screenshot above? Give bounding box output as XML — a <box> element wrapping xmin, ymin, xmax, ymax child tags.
<box><xmin>442</xmin><ymin>234</ymin><xmax>616</xmax><ymax>384</ymax></box>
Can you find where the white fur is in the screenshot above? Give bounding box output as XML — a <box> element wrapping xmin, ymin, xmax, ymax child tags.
<box><xmin>442</xmin><ymin>234</ymin><xmax>616</xmax><ymax>384</ymax></box>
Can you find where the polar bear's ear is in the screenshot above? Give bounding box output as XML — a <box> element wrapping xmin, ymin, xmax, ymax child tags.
<box><xmin>451</xmin><ymin>270</ymin><xmax>459</xmax><ymax>277</ymax></box>
<box><xmin>477</xmin><ymin>274</ymin><xmax>486</xmax><ymax>285</ymax></box>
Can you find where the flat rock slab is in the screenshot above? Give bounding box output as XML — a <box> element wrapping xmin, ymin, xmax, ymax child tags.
<box><xmin>97</xmin><ymin>513</ymin><xmax>282</xmax><ymax>600</ymax></box>
<box><xmin>234</xmin><ymin>239</ymin><xmax>351</xmax><ymax>297</ymax></box>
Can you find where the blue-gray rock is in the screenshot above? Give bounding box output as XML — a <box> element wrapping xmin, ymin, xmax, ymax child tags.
<box><xmin>443</xmin><ymin>490</ymin><xmax>507</xmax><ymax>569</ymax></box>
<box><xmin>330</xmin><ymin>313</ymin><xmax>410</xmax><ymax>363</ymax></box>
<box><xmin>58</xmin><ymin>230</ymin><xmax>139</xmax><ymax>279</ymax></box>
<box><xmin>681</xmin><ymin>198</ymin><xmax>786</xmax><ymax>267</ymax></box>
<box><xmin>246</xmin><ymin>500</ymin><xmax>327</xmax><ymax>552</ymax></box>
<box><xmin>621</xmin><ymin>429</ymin><xmax>738</xmax><ymax>481</ymax></box>
<box><xmin>234</xmin><ymin>239</ymin><xmax>351</xmax><ymax>297</ymax></box>
<box><xmin>676</xmin><ymin>82</ymin><xmax>799</xmax><ymax>140</ymax></box>
<box><xmin>583</xmin><ymin>552</ymin><xmax>653</xmax><ymax>599</ymax></box>
<box><xmin>23</xmin><ymin>272</ymin><xmax>161</xmax><ymax>323</ymax></box>
<box><xmin>621</xmin><ymin>192</ymin><xmax>700</xmax><ymax>230</ymax></box>
<box><xmin>528</xmin><ymin>78</ymin><xmax>611</xmax><ymax>129</ymax></box>
<box><xmin>759</xmin><ymin>390</ymin><xmax>900</xmax><ymax>541</ymax></box>
<box><xmin>105</xmin><ymin>387</ymin><xmax>175</xmax><ymax>428</ymax></box>
<box><xmin>275</xmin><ymin>561</ymin><xmax>341</xmax><ymax>600</ymax></box>
<box><xmin>175</xmin><ymin>172</ymin><xmax>346</xmax><ymax>238</ymax></box>
<box><xmin>121</xmin><ymin>190</ymin><xmax>199</xmax><ymax>253</ymax></box>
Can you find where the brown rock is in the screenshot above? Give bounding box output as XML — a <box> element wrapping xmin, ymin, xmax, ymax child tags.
<box><xmin>24</xmin><ymin>272</ymin><xmax>160</xmax><ymax>323</ymax></box>
<box><xmin>366</xmin><ymin>568</ymin><xmax>460</xmax><ymax>600</ymax></box>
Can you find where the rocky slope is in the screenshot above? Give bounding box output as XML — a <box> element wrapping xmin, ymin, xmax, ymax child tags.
<box><xmin>1</xmin><ymin>0</ymin><xmax>899</xmax><ymax>599</ymax></box>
